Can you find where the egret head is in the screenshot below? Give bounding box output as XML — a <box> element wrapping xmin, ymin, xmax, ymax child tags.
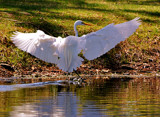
<box><xmin>74</xmin><ymin>20</ymin><xmax>92</xmax><ymax>37</ymax></box>
<box><xmin>74</xmin><ymin>20</ymin><xmax>92</xmax><ymax>26</ymax></box>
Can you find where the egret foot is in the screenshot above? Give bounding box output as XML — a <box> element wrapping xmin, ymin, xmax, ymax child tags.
<box><xmin>73</xmin><ymin>69</ymin><xmax>81</xmax><ymax>78</ymax></box>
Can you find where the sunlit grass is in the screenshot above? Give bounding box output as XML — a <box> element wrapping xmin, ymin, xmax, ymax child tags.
<box><xmin>0</xmin><ymin>0</ymin><xmax>159</xmax><ymax>71</ymax></box>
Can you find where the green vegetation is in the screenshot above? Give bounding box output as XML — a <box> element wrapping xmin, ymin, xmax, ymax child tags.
<box><xmin>0</xmin><ymin>0</ymin><xmax>159</xmax><ymax>73</ymax></box>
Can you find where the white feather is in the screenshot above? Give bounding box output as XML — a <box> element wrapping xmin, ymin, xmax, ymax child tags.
<box><xmin>11</xmin><ymin>30</ymin><xmax>59</xmax><ymax>64</ymax></box>
<box><xmin>81</xmin><ymin>17</ymin><xmax>141</xmax><ymax>60</ymax></box>
<box><xmin>11</xmin><ymin>18</ymin><xmax>141</xmax><ymax>72</ymax></box>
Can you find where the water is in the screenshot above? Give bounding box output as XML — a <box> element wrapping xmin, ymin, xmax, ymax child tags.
<box><xmin>0</xmin><ymin>77</ymin><xmax>160</xmax><ymax>117</ymax></box>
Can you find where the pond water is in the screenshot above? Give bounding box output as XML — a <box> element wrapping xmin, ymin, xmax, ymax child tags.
<box><xmin>0</xmin><ymin>76</ymin><xmax>160</xmax><ymax>117</ymax></box>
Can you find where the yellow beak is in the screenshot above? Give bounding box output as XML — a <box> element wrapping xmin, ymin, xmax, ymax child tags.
<box><xmin>83</xmin><ymin>22</ymin><xmax>92</xmax><ymax>26</ymax></box>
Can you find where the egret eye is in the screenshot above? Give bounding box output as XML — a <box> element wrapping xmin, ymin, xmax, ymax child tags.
<box><xmin>81</xmin><ymin>22</ymin><xmax>85</xmax><ymax>25</ymax></box>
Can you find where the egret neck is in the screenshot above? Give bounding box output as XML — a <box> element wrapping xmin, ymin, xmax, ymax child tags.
<box><xmin>74</xmin><ymin>23</ymin><xmax>79</xmax><ymax>37</ymax></box>
<box><xmin>74</xmin><ymin>20</ymin><xmax>92</xmax><ymax>37</ymax></box>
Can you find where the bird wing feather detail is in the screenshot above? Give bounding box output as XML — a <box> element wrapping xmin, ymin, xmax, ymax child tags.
<box><xmin>81</xmin><ymin>17</ymin><xmax>141</xmax><ymax>60</ymax></box>
<box><xmin>56</xmin><ymin>36</ymin><xmax>84</xmax><ymax>72</ymax></box>
<box><xmin>11</xmin><ymin>30</ymin><xmax>59</xmax><ymax>64</ymax></box>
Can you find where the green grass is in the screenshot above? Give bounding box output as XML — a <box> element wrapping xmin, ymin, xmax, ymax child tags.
<box><xmin>0</xmin><ymin>0</ymin><xmax>160</xmax><ymax>71</ymax></box>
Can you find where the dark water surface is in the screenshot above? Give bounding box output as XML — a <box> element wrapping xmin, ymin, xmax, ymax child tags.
<box><xmin>0</xmin><ymin>77</ymin><xmax>160</xmax><ymax>117</ymax></box>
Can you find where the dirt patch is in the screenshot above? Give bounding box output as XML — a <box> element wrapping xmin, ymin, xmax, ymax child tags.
<box><xmin>0</xmin><ymin>60</ymin><xmax>160</xmax><ymax>78</ymax></box>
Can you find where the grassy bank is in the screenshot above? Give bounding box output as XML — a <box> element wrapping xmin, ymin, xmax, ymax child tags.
<box><xmin>0</xmin><ymin>0</ymin><xmax>160</xmax><ymax>75</ymax></box>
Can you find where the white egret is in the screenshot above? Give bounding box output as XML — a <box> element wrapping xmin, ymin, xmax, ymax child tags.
<box><xmin>11</xmin><ymin>17</ymin><xmax>141</xmax><ymax>72</ymax></box>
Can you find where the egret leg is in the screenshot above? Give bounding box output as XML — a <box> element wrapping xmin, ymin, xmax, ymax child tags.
<box><xmin>73</xmin><ymin>69</ymin><xmax>83</xmax><ymax>84</ymax></box>
<box><xmin>73</xmin><ymin>69</ymin><xmax>80</xmax><ymax>78</ymax></box>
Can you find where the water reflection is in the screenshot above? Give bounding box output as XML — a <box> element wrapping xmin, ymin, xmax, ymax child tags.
<box><xmin>0</xmin><ymin>77</ymin><xmax>160</xmax><ymax>117</ymax></box>
<box><xmin>10</xmin><ymin>92</ymin><xmax>77</xmax><ymax>117</ymax></box>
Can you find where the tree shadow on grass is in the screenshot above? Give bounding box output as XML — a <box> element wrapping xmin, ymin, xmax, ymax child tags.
<box><xmin>16</xmin><ymin>18</ymin><xmax>65</xmax><ymax>37</ymax></box>
<box><xmin>105</xmin><ymin>0</ymin><xmax>160</xmax><ymax>6</ymax></box>
<box><xmin>0</xmin><ymin>0</ymin><xmax>88</xmax><ymax>11</ymax></box>
<box><xmin>123</xmin><ymin>9</ymin><xmax>160</xmax><ymax>18</ymax></box>
<box><xmin>69</xmin><ymin>3</ymin><xmax>159</xmax><ymax>24</ymax></box>
<box><xmin>128</xmin><ymin>0</ymin><xmax>160</xmax><ymax>6</ymax></box>
<box><xmin>0</xmin><ymin>0</ymin><xmax>66</xmax><ymax>36</ymax></box>
<box><xmin>0</xmin><ymin>0</ymin><xmax>91</xmax><ymax>36</ymax></box>
<box><xmin>0</xmin><ymin>0</ymin><xmax>62</xmax><ymax>11</ymax></box>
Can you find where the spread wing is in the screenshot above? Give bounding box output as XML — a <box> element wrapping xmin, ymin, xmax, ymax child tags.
<box><xmin>11</xmin><ymin>30</ymin><xmax>60</xmax><ymax>64</ymax></box>
<box><xmin>81</xmin><ymin>17</ymin><xmax>141</xmax><ymax>60</ymax></box>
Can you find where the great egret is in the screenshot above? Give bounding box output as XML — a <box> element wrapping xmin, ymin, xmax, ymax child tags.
<box><xmin>11</xmin><ymin>17</ymin><xmax>141</xmax><ymax>72</ymax></box>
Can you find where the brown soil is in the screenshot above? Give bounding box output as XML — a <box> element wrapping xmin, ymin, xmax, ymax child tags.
<box><xmin>0</xmin><ymin>60</ymin><xmax>160</xmax><ymax>78</ymax></box>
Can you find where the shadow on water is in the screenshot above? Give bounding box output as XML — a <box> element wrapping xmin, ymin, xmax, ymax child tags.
<box><xmin>1</xmin><ymin>77</ymin><xmax>160</xmax><ymax>116</ymax></box>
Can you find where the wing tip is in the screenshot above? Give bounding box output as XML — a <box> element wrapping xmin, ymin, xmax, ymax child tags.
<box><xmin>11</xmin><ymin>31</ymin><xmax>20</xmax><ymax>40</ymax></box>
<box><xmin>36</xmin><ymin>30</ymin><xmax>45</xmax><ymax>35</ymax></box>
<box><xmin>133</xmin><ymin>17</ymin><xmax>141</xmax><ymax>26</ymax></box>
